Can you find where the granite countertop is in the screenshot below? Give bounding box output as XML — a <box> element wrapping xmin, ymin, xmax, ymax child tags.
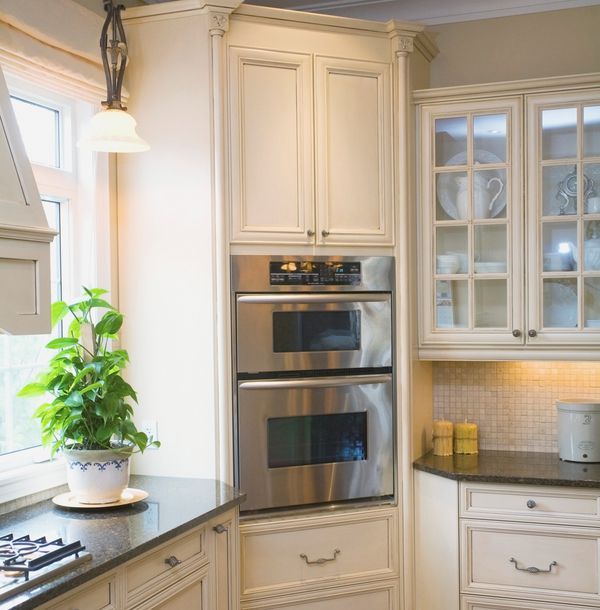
<box><xmin>0</xmin><ymin>475</ymin><xmax>245</xmax><ymax>610</ymax></box>
<box><xmin>414</xmin><ymin>450</ymin><xmax>600</xmax><ymax>488</ymax></box>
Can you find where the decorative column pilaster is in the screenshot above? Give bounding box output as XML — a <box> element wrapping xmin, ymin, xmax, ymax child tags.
<box><xmin>208</xmin><ymin>9</ymin><xmax>232</xmax><ymax>484</ymax></box>
<box><xmin>391</xmin><ymin>30</ymin><xmax>416</xmax><ymax>610</ymax></box>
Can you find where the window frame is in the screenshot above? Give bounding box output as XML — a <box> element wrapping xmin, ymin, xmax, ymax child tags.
<box><xmin>0</xmin><ymin>72</ymin><xmax>112</xmax><ymax>502</ymax></box>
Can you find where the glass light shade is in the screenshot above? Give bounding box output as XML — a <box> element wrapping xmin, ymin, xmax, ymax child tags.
<box><xmin>79</xmin><ymin>108</ymin><xmax>149</xmax><ymax>153</ymax></box>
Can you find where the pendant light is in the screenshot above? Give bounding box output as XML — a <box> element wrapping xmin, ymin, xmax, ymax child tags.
<box><xmin>79</xmin><ymin>0</ymin><xmax>149</xmax><ymax>153</ymax></box>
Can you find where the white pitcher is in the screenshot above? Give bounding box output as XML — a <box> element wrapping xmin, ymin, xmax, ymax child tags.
<box><xmin>455</xmin><ymin>175</ymin><xmax>504</xmax><ymax>219</ymax></box>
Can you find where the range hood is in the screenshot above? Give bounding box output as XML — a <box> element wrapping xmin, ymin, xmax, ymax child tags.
<box><xmin>0</xmin><ymin>64</ymin><xmax>56</xmax><ymax>335</ymax></box>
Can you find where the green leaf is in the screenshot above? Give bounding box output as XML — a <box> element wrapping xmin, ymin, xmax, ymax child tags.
<box><xmin>17</xmin><ymin>382</ymin><xmax>47</xmax><ymax>398</ymax></box>
<box><xmin>80</xmin><ymin>381</ymin><xmax>104</xmax><ymax>395</ymax></box>
<box><xmin>95</xmin><ymin>312</ymin><xmax>123</xmax><ymax>336</ymax></box>
<box><xmin>65</xmin><ymin>391</ymin><xmax>84</xmax><ymax>407</ymax></box>
<box><xmin>68</xmin><ymin>317</ymin><xmax>81</xmax><ymax>340</ymax></box>
<box><xmin>46</xmin><ymin>337</ymin><xmax>79</xmax><ymax>350</ymax></box>
<box><xmin>88</xmin><ymin>298</ymin><xmax>115</xmax><ymax>311</ymax></box>
<box><xmin>51</xmin><ymin>301</ymin><xmax>69</xmax><ymax>327</ymax></box>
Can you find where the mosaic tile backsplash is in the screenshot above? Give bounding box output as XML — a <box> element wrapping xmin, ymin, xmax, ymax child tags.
<box><xmin>433</xmin><ymin>361</ymin><xmax>600</xmax><ymax>453</ymax></box>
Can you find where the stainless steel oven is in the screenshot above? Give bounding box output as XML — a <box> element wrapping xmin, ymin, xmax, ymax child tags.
<box><xmin>232</xmin><ymin>255</ymin><xmax>395</xmax><ymax>513</ymax></box>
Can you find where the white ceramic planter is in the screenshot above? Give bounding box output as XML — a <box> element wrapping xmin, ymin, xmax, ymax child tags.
<box><xmin>63</xmin><ymin>448</ymin><xmax>131</xmax><ymax>504</ymax></box>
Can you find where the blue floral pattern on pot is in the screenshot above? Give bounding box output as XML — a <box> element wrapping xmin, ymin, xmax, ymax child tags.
<box><xmin>68</xmin><ymin>458</ymin><xmax>129</xmax><ymax>472</ymax></box>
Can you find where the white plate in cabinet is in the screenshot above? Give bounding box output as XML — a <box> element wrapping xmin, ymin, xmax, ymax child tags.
<box><xmin>240</xmin><ymin>508</ymin><xmax>397</xmax><ymax>599</ymax></box>
<box><xmin>46</xmin><ymin>574</ymin><xmax>117</xmax><ymax>610</ymax></box>
<box><xmin>241</xmin><ymin>581</ymin><xmax>398</xmax><ymax>610</ymax></box>
<box><xmin>461</xmin><ymin>519</ymin><xmax>600</xmax><ymax>606</ymax></box>
<box><xmin>460</xmin><ymin>483</ymin><xmax>600</xmax><ymax>526</ymax></box>
<box><xmin>125</xmin><ymin>527</ymin><xmax>207</xmax><ymax>607</ymax></box>
<box><xmin>461</xmin><ymin>594</ymin><xmax>593</xmax><ymax>610</ymax></box>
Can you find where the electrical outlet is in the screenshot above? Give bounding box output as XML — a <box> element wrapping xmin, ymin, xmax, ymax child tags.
<box><xmin>140</xmin><ymin>420</ymin><xmax>159</xmax><ymax>448</ymax></box>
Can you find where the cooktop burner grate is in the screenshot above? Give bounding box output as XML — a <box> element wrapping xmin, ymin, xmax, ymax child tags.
<box><xmin>0</xmin><ymin>533</ymin><xmax>91</xmax><ymax>603</ymax></box>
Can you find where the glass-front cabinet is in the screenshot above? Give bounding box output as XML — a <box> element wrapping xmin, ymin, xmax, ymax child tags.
<box><xmin>418</xmin><ymin>79</ymin><xmax>600</xmax><ymax>357</ymax></box>
<box><xmin>527</xmin><ymin>90</ymin><xmax>600</xmax><ymax>345</ymax></box>
<box><xmin>419</xmin><ymin>98</ymin><xmax>523</xmax><ymax>347</ymax></box>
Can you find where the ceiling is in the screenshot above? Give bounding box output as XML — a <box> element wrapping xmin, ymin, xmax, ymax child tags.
<box><xmin>78</xmin><ymin>0</ymin><xmax>600</xmax><ymax>23</ymax></box>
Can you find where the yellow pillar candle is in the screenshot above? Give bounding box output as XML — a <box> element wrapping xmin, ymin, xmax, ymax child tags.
<box><xmin>454</xmin><ymin>421</ymin><xmax>478</xmax><ymax>455</ymax></box>
<box><xmin>432</xmin><ymin>419</ymin><xmax>454</xmax><ymax>456</ymax></box>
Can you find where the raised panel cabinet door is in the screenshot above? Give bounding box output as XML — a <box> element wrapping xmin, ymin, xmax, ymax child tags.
<box><xmin>137</xmin><ymin>569</ymin><xmax>208</xmax><ymax>610</ymax></box>
<box><xmin>241</xmin><ymin>581</ymin><xmax>398</xmax><ymax>610</ymax></box>
<box><xmin>229</xmin><ymin>47</ymin><xmax>314</xmax><ymax>244</ymax></box>
<box><xmin>0</xmin><ymin>237</ymin><xmax>51</xmax><ymax>334</ymax></box>
<box><xmin>211</xmin><ymin>510</ymin><xmax>240</xmax><ymax>610</ymax></box>
<box><xmin>314</xmin><ymin>56</ymin><xmax>393</xmax><ymax>246</ymax></box>
<box><xmin>45</xmin><ymin>574</ymin><xmax>117</xmax><ymax>610</ymax></box>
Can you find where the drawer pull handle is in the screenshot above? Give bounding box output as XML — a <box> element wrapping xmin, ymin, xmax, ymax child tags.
<box><xmin>509</xmin><ymin>557</ymin><xmax>557</xmax><ymax>574</ymax></box>
<box><xmin>164</xmin><ymin>555</ymin><xmax>182</xmax><ymax>568</ymax></box>
<box><xmin>526</xmin><ymin>499</ymin><xmax>537</xmax><ymax>509</ymax></box>
<box><xmin>300</xmin><ymin>549</ymin><xmax>340</xmax><ymax>565</ymax></box>
<box><xmin>213</xmin><ymin>524</ymin><xmax>228</xmax><ymax>534</ymax></box>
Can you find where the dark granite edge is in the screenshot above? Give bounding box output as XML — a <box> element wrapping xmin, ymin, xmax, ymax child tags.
<box><xmin>413</xmin><ymin>460</ymin><xmax>600</xmax><ymax>488</ymax></box>
<box><xmin>6</xmin><ymin>492</ymin><xmax>246</xmax><ymax>610</ymax></box>
<box><xmin>413</xmin><ymin>450</ymin><xmax>600</xmax><ymax>489</ymax></box>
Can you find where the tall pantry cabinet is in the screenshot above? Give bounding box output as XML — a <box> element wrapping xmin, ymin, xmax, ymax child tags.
<box><xmin>118</xmin><ymin>2</ymin><xmax>436</xmax><ymax>610</ymax></box>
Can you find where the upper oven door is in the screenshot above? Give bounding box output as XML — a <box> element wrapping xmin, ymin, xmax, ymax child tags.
<box><xmin>235</xmin><ymin>293</ymin><xmax>392</xmax><ymax>374</ymax></box>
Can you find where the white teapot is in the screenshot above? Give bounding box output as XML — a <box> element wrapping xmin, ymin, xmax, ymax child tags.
<box><xmin>455</xmin><ymin>174</ymin><xmax>504</xmax><ymax>219</ymax></box>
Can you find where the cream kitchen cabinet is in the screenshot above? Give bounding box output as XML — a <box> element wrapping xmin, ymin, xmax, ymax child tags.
<box><xmin>39</xmin><ymin>509</ymin><xmax>238</xmax><ymax>610</ymax></box>
<box><xmin>239</xmin><ymin>505</ymin><xmax>399</xmax><ymax>609</ymax></box>
<box><xmin>414</xmin><ymin>470</ymin><xmax>600</xmax><ymax>610</ymax></box>
<box><xmin>416</xmin><ymin>74</ymin><xmax>600</xmax><ymax>359</ymax></box>
<box><xmin>0</xmin><ymin>65</ymin><xmax>54</xmax><ymax>335</ymax></box>
<box><xmin>227</xmin><ymin>8</ymin><xmax>421</xmax><ymax>247</ymax></box>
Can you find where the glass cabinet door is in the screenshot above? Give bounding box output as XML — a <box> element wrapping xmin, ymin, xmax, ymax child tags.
<box><xmin>528</xmin><ymin>91</ymin><xmax>600</xmax><ymax>343</ymax></box>
<box><xmin>420</xmin><ymin>98</ymin><xmax>522</xmax><ymax>345</ymax></box>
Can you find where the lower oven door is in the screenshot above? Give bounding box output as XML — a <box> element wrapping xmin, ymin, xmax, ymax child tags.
<box><xmin>237</xmin><ymin>373</ymin><xmax>394</xmax><ymax>512</ymax></box>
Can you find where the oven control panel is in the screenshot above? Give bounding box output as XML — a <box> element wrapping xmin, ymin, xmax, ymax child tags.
<box><xmin>269</xmin><ymin>261</ymin><xmax>361</xmax><ymax>285</ymax></box>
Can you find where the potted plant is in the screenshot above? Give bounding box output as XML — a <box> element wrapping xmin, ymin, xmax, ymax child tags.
<box><xmin>18</xmin><ymin>288</ymin><xmax>159</xmax><ymax>504</ymax></box>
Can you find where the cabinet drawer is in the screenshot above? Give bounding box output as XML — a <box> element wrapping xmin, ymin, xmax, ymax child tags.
<box><xmin>461</xmin><ymin>519</ymin><xmax>600</xmax><ymax>606</ymax></box>
<box><xmin>461</xmin><ymin>483</ymin><xmax>600</xmax><ymax>526</ymax></box>
<box><xmin>125</xmin><ymin>527</ymin><xmax>207</xmax><ymax>605</ymax></box>
<box><xmin>461</xmin><ymin>595</ymin><xmax>593</xmax><ymax>610</ymax></box>
<box><xmin>47</xmin><ymin>575</ymin><xmax>116</xmax><ymax>610</ymax></box>
<box><xmin>240</xmin><ymin>508</ymin><xmax>397</xmax><ymax>598</ymax></box>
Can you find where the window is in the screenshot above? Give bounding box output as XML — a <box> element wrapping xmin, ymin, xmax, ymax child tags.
<box><xmin>0</xmin><ymin>77</ymin><xmax>109</xmax><ymax>481</ymax></box>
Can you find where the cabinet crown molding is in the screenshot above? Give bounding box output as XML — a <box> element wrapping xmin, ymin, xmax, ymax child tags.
<box><xmin>413</xmin><ymin>71</ymin><xmax>600</xmax><ymax>103</ymax></box>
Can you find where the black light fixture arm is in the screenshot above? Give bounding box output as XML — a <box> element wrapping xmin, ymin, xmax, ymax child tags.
<box><xmin>100</xmin><ymin>0</ymin><xmax>128</xmax><ymax>110</ymax></box>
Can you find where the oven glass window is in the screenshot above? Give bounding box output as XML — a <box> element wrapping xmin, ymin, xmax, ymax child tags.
<box><xmin>267</xmin><ymin>412</ymin><xmax>367</xmax><ymax>468</ymax></box>
<box><xmin>272</xmin><ymin>311</ymin><xmax>361</xmax><ymax>352</ymax></box>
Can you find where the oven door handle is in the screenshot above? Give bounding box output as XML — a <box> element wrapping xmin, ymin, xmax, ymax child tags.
<box><xmin>237</xmin><ymin>293</ymin><xmax>389</xmax><ymax>304</ymax></box>
<box><xmin>238</xmin><ymin>374</ymin><xmax>392</xmax><ymax>390</ymax></box>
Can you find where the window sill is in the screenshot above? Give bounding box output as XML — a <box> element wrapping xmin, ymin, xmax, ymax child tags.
<box><xmin>0</xmin><ymin>460</ymin><xmax>66</xmax><ymax>509</ymax></box>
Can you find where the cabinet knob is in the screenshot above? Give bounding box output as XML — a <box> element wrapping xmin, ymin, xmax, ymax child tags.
<box><xmin>321</xmin><ymin>229</ymin><xmax>330</xmax><ymax>238</ymax></box>
<box><xmin>512</xmin><ymin>329</ymin><xmax>522</xmax><ymax>338</ymax></box>
<box><xmin>528</xmin><ymin>329</ymin><xmax>537</xmax><ymax>338</ymax></box>
<box><xmin>307</xmin><ymin>229</ymin><xmax>315</xmax><ymax>237</ymax></box>
<box><xmin>164</xmin><ymin>555</ymin><xmax>182</xmax><ymax>568</ymax></box>
<box><xmin>526</xmin><ymin>499</ymin><xmax>537</xmax><ymax>509</ymax></box>
<box><xmin>213</xmin><ymin>524</ymin><xmax>228</xmax><ymax>534</ymax></box>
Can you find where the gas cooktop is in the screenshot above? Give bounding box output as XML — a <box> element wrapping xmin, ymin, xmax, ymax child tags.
<box><xmin>0</xmin><ymin>533</ymin><xmax>91</xmax><ymax>603</ymax></box>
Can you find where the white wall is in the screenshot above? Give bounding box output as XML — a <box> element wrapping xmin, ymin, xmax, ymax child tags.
<box><xmin>428</xmin><ymin>6</ymin><xmax>600</xmax><ymax>88</ymax></box>
<box><xmin>117</xmin><ymin>11</ymin><xmax>218</xmax><ymax>479</ymax></box>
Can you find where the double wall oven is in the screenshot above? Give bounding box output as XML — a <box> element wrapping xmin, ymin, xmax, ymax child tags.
<box><xmin>232</xmin><ymin>255</ymin><xmax>395</xmax><ymax>513</ymax></box>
